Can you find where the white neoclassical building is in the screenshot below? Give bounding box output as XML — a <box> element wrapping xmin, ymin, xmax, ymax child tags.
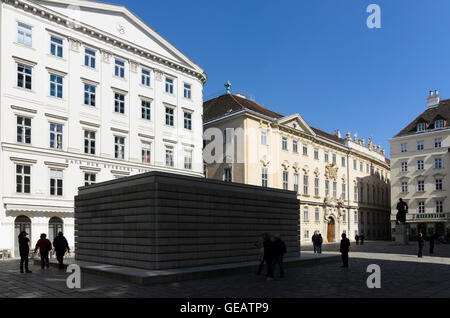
<box><xmin>0</xmin><ymin>0</ymin><xmax>207</xmax><ymax>257</ymax></box>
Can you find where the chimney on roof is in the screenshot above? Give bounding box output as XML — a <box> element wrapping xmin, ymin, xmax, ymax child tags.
<box><xmin>428</xmin><ymin>90</ymin><xmax>440</xmax><ymax>108</ymax></box>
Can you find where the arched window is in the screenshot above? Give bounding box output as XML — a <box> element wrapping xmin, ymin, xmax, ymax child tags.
<box><xmin>14</xmin><ymin>216</ymin><xmax>31</xmax><ymax>257</ymax></box>
<box><xmin>49</xmin><ymin>217</ymin><xmax>63</xmax><ymax>243</ymax></box>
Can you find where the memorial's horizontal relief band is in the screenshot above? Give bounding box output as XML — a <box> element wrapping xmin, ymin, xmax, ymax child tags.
<box><xmin>75</xmin><ymin>172</ymin><xmax>300</xmax><ymax>270</ymax></box>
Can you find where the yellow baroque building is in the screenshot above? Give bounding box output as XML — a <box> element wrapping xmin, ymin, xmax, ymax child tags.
<box><xmin>203</xmin><ymin>92</ymin><xmax>391</xmax><ymax>244</ymax></box>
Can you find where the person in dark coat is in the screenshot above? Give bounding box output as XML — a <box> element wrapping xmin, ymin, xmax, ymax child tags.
<box><xmin>271</xmin><ymin>234</ymin><xmax>287</xmax><ymax>279</ymax></box>
<box><xmin>418</xmin><ymin>233</ymin><xmax>424</xmax><ymax>258</ymax></box>
<box><xmin>262</xmin><ymin>233</ymin><xmax>275</xmax><ymax>279</ymax></box>
<box><xmin>53</xmin><ymin>232</ymin><xmax>70</xmax><ymax>269</ymax></box>
<box><xmin>256</xmin><ymin>234</ymin><xmax>269</xmax><ymax>275</ymax></box>
<box><xmin>18</xmin><ymin>231</ymin><xmax>32</xmax><ymax>274</ymax></box>
<box><xmin>317</xmin><ymin>233</ymin><xmax>323</xmax><ymax>254</ymax></box>
<box><xmin>312</xmin><ymin>232</ymin><xmax>319</xmax><ymax>254</ymax></box>
<box><xmin>34</xmin><ymin>234</ymin><xmax>52</xmax><ymax>269</ymax></box>
<box><xmin>360</xmin><ymin>233</ymin><xmax>365</xmax><ymax>245</ymax></box>
<box><xmin>340</xmin><ymin>233</ymin><xmax>350</xmax><ymax>268</ymax></box>
<box><xmin>429</xmin><ymin>233</ymin><xmax>438</xmax><ymax>254</ymax></box>
<box><xmin>355</xmin><ymin>234</ymin><xmax>360</xmax><ymax>245</ymax></box>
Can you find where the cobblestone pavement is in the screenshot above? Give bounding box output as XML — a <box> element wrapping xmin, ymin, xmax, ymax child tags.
<box><xmin>0</xmin><ymin>241</ymin><xmax>449</xmax><ymax>298</ymax></box>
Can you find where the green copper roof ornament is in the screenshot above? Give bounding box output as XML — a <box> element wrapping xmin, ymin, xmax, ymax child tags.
<box><xmin>225</xmin><ymin>81</ymin><xmax>232</xmax><ymax>94</ymax></box>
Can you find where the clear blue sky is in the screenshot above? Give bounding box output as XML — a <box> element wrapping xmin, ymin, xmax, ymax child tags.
<box><xmin>107</xmin><ymin>0</ymin><xmax>450</xmax><ymax>157</ymax></box>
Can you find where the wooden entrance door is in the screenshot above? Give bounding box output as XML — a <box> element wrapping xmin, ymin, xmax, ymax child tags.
<box><xmin>327</xmin><ymin>218</ymin><xmax>335</xmax><ymax>243</ymax></box>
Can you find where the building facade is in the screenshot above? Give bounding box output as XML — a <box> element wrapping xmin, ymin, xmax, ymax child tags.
<box><xmin>390</xmin><ymin>91</ymin><xmax>450</xmax><ymax>240</ymax></box>
<box><xmin>204</xmin><ymin>91</ymin><xmax>391</xmax><ymax>244</ymax></box>
<box><xmin>0</xmin><ymin>0</ymin><xmax>206</xmax><ymax>257</ymax></box>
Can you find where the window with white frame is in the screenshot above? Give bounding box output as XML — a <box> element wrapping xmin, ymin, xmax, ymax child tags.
<box><xmin>342</xmin><ymin>157</ymin><xmax>346</xmax><ymax>167</ymax></box>
<box><xmin>418</xmin><ymin>180</ymin><xmax>425</xmax><ymax>192</ymax></box>
<box><xmin>417</xmin><ymin>160</ymin><xmax>424</xmax><ymax>171</ymax></box>
<box><xmin>314</xmin><ymin>148</ymin><xmax>319</xmax><ymax>160</ymax></box>
<box><xmin>224</xmin><ymin>167</ymin><xmax>232</xmax><ymax>182</ymax></box>
<box><xmin>16</xmin><ymin>165</ymin><xmax>31</xmax><ymax>194</ymax></box>
<box><xmin>84</xmin><ymin>83</ymin><xmax>96</xmax><ymax>106</ymax></box>
<box><xmin>401</xmin><ymin>181</ymin><xmax>408</xmax><ymax>193</ymax></box>
<box><xmin>360</xmin><ymin>162</ymin><xmax>363</xmax><ymax>171</ymax></box>
<box><xmin>303</xmin><ymin>207</ymin><xmax>309</xmax><ymax>222</ymax></box>
<box><xmin>282</xmin><ymin>137</ymin><xmax>288</xmax><ymax>150</ymax></box>
<box><xmin>342</xmin><ymin>210</ymin><xmax>347</xmax><ymax>223</ymax></box>
<box><xmin>114</xmin><ymin>92</ymin><xmax>125</xmax><ymax>114</ymax></box>
<box><xmin>262</xmin><ymin>168</ymin><xmax>268</xmax><ymax>187</ymax></box>
<box><xmin>360</xmin><ymin>185</ymin><xmax>364</xmax><ymax>201</ymax></box>
<box><xmin>165</xmin><ymin>146</ymin><xmax>174</xmax><ymax>167</ymax></box>
<box><xmin>84</xmin><ymin>48</ymin><xmax>96</xmax><ymax>68</ymax></box>
<box><xmin>366</xmin><ymin>164</ymin><xmax>370</xmax><ymax>174</ymax></box>
<box><xmin>435</xmin><ymin>120</ymin><xmax>444</xmax><ymax>129</ymax></box>
<box><xmin>142</xmin><ymin>144</ymin><xmax>151</xmax><ymax>164</ymax></box>
<box><xmin>50</xmin><ymin>74</ymin><xmax>63</xmax><ymax>98</ymax></box>
<box><xmin>165</xmin><ymin>77</ymin><xmax>174</xmax><ymax>94</ymax></box>
<box><xmin>353</xmin><ymin>159</ymin><xmax>357</xmax><ymax>170</ymax></box>
<box><xmin>84</xmin><ymin>130</ymin><xmax>96</xmax><ymax>155</ymax></box>
<box><xmin>114</xmin><ymin>136</ymin><xmax>125</xmax><ymax>160</ymax></box>
<box><xmin>283</xmin><ymin>171</ymin><xmax>289</xmax><ymax>190</ymax></box>
<box><xmin>303</xmin><ymin>175</ymin><xmax>309</xmax><ymax>196</ymax></box>
<box><xmin>84</xmin><ymin>173</ymin><xmax>96</xmax><ymax>186</ymax></box>
<box><xmin>184</xmin><ymin>112</ymin><xmax>192</xmax><ymax>130</ymax></box>
<box><xmin>435</xmin><ymin>158</ymin><xmax>443</xmax><ymax>169</ymax></box>
<box><xmin>141</xmin><ymin>69</ymin><xmax>151</xmax><ymax>87</ymax></box>
<box><xmin>354</xmin><ymin>186</ymin><xmax>358</xmax><ymax>201</ymax></box>
<box><xmin>315</xmin><ymin>208</ymin><xmax>320</xmax><ymax>222</ymax></box>
<box><xmin>49</xmin><ymin>123</ymin><xmax>63</xmax><ymax>149</ymax></box>
<box><xmin>417</xmin><ymin>122</ymin><xmax>426</xmax><ymax>132</ymax></box>
<box><xmin>333</xmin><ymin>182</ymin><xmax>337</xmax><ymax>199</ymax></box>
<box><xmin>50</xmin><ymin>169</ymin><xmax>63</xmax><ymax>196</ymax></box>
<box><xmin>17</xmin><ymin>23</ymin><xmax>32</xmax><ymax>46</ymax></box>
<box><xmin>436</xmin><ymin>201</ymin><xmax>444</xmax><ymax>213</ymax></box>
<box><xmin>50</xmin><ymin>36</ymin><xmax>63</xmax><ymax>58</ymax></box>
<box><xmin>184</xmin><ymin>150</ymin><xmax>193</xmax><ymax>170</ymax></box>
<box><xmin>401</xmin><ymin>162</ymin><xmax>408</xmax><ymax>172</ymax></box>
<box><xmin>303</xmin><ymin>143</ymin><xmax>308</xmax><ymax>156</ymax></box>
<box><xmin>17</xmin><ymin>63</ymin><xmax>32</xmax><ymax>90</ymax></box>
<box><xmin>418</xmin><ymin>201</ymin><xmax>425</xmax><ymax>214</ymax></box>
<box><xmin>293</xmin><ymin>174</ymin><xmax>299</xmax><ymax>193</ymax></box>
<box><xmin>17</xmin><ymin>116</ymin><xmax>31</xmax><ymax>144</ymax></box>
<box><xmin>184</xmin><ymin>83</ymin><xmax>192</xmax><ymax>99</ymax></box>
<box><xmin>115</xmin><ymin>59</ymin><xmax>125</xmax><ymax>78</ymax></box>
<box><xmin>260</xmin><ymin>130</ymin><xmax>267</xmax><ymax>145</ymax></box>
<box><xmin>141</xmin><ymin>100</ymin><xmax>151</xmax><ymax>120</ymax></box>
<box><xmin>435</xmin><ymin>138</ymin><xmax>442</xmax><ymax>149</ymax></box>
<box><xmin>342</xmin><ymin>184</ymin><xmax>346</xmax><ymax>200</ymax></box>
<box><xmin>324</xmin><ymin>151</ymin><xmax>329</xmax><ymax>163</ymax></box>
<box><xmin>436</xmin><ymin>178</ymin><xmax>443</xmax><ymax>191</ymax></box>
<box><xmin>165</xmin><ymin>107</ymin><xmax>174</xmax><ymax>126</ymax></box>
<box><xmin>417</xmin><ymin>140</ymin><xmax>424</xmax><ymax>151</ymax></box>
<box><xmin>325</xmin><ymin>180</ymin><xmax>330</xmax><ymax>196</ymax></box>
<box><xmin>354</xmin><ymin>211</ymin><xmax>358</xmax><ymax>224</ymax></box>
<box><xmin>314</xmin><ymin>178</ymin><xmax>320</xmax><ymax>197</ymax></box>
<box><xmin>401</xmin><ymin>143</ymin><xmax>408</xmax><ymax>153</ymax></box>
<box><xmin>332</xmin><ymin>154</ymin><xmax>337</xmax><ymax>165</ymax></box>
<box><xmin>293</xmin><ymin>140</ymin><xmax>298</xmax><ymax>153</ymax></box>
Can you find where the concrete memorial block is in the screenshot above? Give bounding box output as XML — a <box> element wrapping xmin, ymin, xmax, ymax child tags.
<box><xmin>394</xmin><ymin>224</ymin><xmax>408</xmax><ymax>245</ymax></box>
<box><xmin>75</xmin><ymin>172</ymin><xmax>300</xmax><ymax>270</ymax></box>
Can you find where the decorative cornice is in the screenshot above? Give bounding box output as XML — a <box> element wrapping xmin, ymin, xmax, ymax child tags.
<box><xmin>44</xmin><ymin>161</ymin><xmax>69</xmax><ymax>168</ymax></box>
<box><xmin>3</xmin><ymin>0</ymin><xmax>207</xmax><ymax>84</ymax></box>
<box><xmin>11</xmin><ymin>105</ymin><xmax>37</xmax><ymax>114</ymax></box>
<box><xmin>45</xmin><ymin>113</ymin><xmax>68</xmax><ymax>121</ymax></box>
<box><xmin>10</xmin><ymin>157</ymin><xmax>37</xmax><ymax>164</ymax></box>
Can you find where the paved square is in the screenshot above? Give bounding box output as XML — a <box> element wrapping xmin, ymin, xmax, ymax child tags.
<box><xmin>0</xmin><ymin>241</ymin><xmax>449</xmax><ymax>298</ymax></box>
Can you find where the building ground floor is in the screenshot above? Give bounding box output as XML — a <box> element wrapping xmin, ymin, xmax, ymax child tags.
<box><xmin>390</xmin><ymin>219</ymin><xmax>450</xmax><ymax>241</ymax></box>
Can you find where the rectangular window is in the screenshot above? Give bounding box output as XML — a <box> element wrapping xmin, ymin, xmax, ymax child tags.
<box><xmin>332</xmin><ymin>154</ymin><xmax>337</xmax><ymax>165</ymax></box>
<box><xmin>17</xmin><ymin>63</ymin><xmax>32</xmax><ymax>90</ymax></box>
<box><xmin>324</xmin><ymin>151</ymin><xmax>329</xmax><ymax>163</ymax></box>
<box><xmin>184</xmin><ymin>83</ymin><xmax>192</xmax><ymax>99</ymax></box>
<box><xmin>142</xmin><ymin>144</ymin><xmax>151</xmax><ymax>164</ymax></box>
<box><xmin>360</xmin><ymin>162</ymin><xmax>363</xmax><ymax>171</ymax></box>
<box><xmin>224</xmin><ymin>167</ymin><xmax>232</xmax><ymax>182</ymax></box>
<box><xmin>417</xmin><ymin>141</ymin><xmax>424</xmax><ymax>151</ymax></box>
<box><xmin>435</xmin><ymin>138</ymin><xmax>442</xmax><ymax>149</ymax></box>
<box><xmin>342</xmin><ymin>184</ymin><xmax>346</xmax><ymax>200</ymax></box>
<box><xmin>401</xmin><ymin>162</ymin><xmax>408</xmax><ymax>172</ymax></box>
<box><xmin>435</xmin><ymin>120</ymin><xmax>444</xmax><ymax>129</ymax></box>
<box><xmin>401</xmin><ymin>181</ymin><xmax>408</xmax><ymax>193</ymax></box>
<box><xmin>84</xmin><ymin>130</ymin><xmax>96</xmax><ymax>155</ymax></box>
<box><xmin>262</xmin><ymin>168</ymin><xmax>268</xmax><ymax>188</ymax></box>
<box><xmin>342</xmin><ymin>157</ymin><xmax>346</xmax><ymax>167</ymax></box>
<box><xmin>418</xmin><ymin>202</ymin><xmax>425</xmax><ymax>214</ymax></box>
<box><xmin>115</xmin><ymin>59</ymin><xmax>125</xmax><ymax>78</ymax></box>
<box><xmin>165</xmin><ymin>147</ymin><xmax>174</xmax><ymax>167</ymax></box>
<box><xmin>333</xmin><ymin>182</ymin><xmax>337</xmax><ymax>199</ymax></box>
<box><xmin>401</xmin><ymin>143</ymin><xmax>408</xmax><ymax>153</ymax></box>
<box><xmin>325</xmin><ymin>180</ymin><xmax>330</xmax><ymax>196</ymax></box>
<box><xmin>184</xmin><ymin>151</ymin><xmax>193</xmax><ymax>170</ymax></box>
<box><xmin>354</xmin><ymin>186</ymin><xmax>358</xmax><ymax>201</ymax></box>
<box><xmin>114</xmin><ymin>93</ymin><xmax>125</xmax><ymax>114</ymax></box>
<box><xmin>293</xmin><ymin>140</ymin><xmax>298</xmax><ymax>153</ymax></box>
<box><xmin>303</xmin><ymin>207</ymin><xmax>309</xmax><ymax>222</ymax></box>
<box><xmin>84</xmin><ymin>173</ymin><xmax>96</xmax><ymax>186</ymax></box>
<box><xmin>84</xmin><ymin>84</ymin><xmax>96</xmax><ymax>107</ymax></box>
<box><xmin>435</xmin><ymin>158</ymin><xmax>443</xmax><ymax>169</ymax></box>
<box><xmin>282</xmin><ymin>137</ymin><xmax>288</xmax><ymax>150</ymax></box>
<box><xmin>114</xmin><ymin>136</ymin><xmax>125</xmax><ymax>160</ymax></box>
<box><xmin>366</xmin><ymin>164</ymin><xmax>370</xmax><ymax>173</ymax></box>
<box><xmin>17</xmin><ymin>116</ymin><xmax>31</xmax><ymax>144</ymax></box>
<box><xmin>418</xmin><ymin>123</ymin><xmax>426</xmax><ymax>132</ymax></box>
<box><xmin>50</xmin><ymin>74</ymin><xmax>63</xmax><ymax>98</ymax></box>
<box><xmin>84</xmin><ymin>49</ymin><xmax>96</xmax><ymax>68</ymax></box>
<box><xmin>141</xmin><ymin>100</ymin><xmax>151</xmax><ymax>120</ymax></box>
<box><xmin>165</xmin><ymin>77</ymin><xmax>174</xmax><ymax>94</ymax></box>
<box><xmin>50</xmin><ymin>36</ymin><xmax>63</xmax><ymax>58</ymax></box>
<box><xmin>261</xmin><ymin>130</ymin><xmax>267</xmax><ymax>145</ymax></box>
<box><xmin>353</xmin><ymin>159</ymin><xmax>357</xmax><ymax>170</ymax></box>
<box><xmin>283</xmin><ymin>171</ymin><xmax>289</xmax><ymax>190</ymax></box>
<box><xmin>315</xmin><ymin>208</ymin><xmax>320</xmax><ymax>222</ymax></box>
<box><xmin>314</xmin><ymin>178</ymin><xmax>320</xmax><ymax>197</ymax></box>
<box><xmin>17</xmin><ymin>22</ymin><xmax>32</xmax><ymax>46</ymax></box>
<box><xmin>354</xmin><ymin>211</ymin><xmax>358</xmax><ymax>224</ymax></box>
<box><xmin>435</xmin><ymin>179</ymin><xmax>443</xmax><ymax>191</ymax></box>
<box><xmin>165</xmin><ymin>107</ymin><xmax>174</xmax><ymax>126</ymax></box>
<box><xmin>314</xmin><ymin>148</ymin><xmax>319</xmax><ymax>160</ymax></box>
<box><xmin>184</xmin><ymin>112</ymin><xmax>192</xmax><ymax>130</ymax></box>
<box><xmin>417</xmin><ymin>160</ymin><xmax>424</xmax><ymax>170</ymax></box>
<box><xmin>436</xmin><ymin>201</ymin><xmax>444</xmax><ymax>213</ymax></box>
<box><xmin>303</xmin><ymin>175</ymin><xmax>309</xmax><ymax>196</ymax></box>
<box><xmin>49</xmin><ymin>123</ymin><xmax>63</xmax><ymax>149</ymax></box>
<box><xmin>303</xmin><ymin>143</ymin><xmax>308</xmax><ymax>156</ymax></box>
<box><xmin>293</xmin><ymin>174</ymin><xmax>299</xmax><ymax>193</ymax></box>
<box><xmin>418</xmin><ymin>180</ymin><xmax>425</xmax><ymax>192</ymax></box>
<box><xmin>16</xmin><ymin>165</ymin><xmax>31</xmax><ymax>193</ymax></box>
<box><xmin>141</xmin><ymin>69</ymin><xmax>151</xmax><ymax>87</ymax></box>
<box><xmin>50</xmin><ymin>169</ymin><xmax>63</xmax><ymax>196</ymax></box>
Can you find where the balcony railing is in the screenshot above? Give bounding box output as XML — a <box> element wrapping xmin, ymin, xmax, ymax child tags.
<box><xmin>391</xmin><ymin>213</ymin><xmax>450</xmax><ymax>221</ymax></box>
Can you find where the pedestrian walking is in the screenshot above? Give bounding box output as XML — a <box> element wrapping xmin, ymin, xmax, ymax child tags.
<box><xmin>360</xmin><ymin>233</ymin><xmax>365</xmax><ymax>245</ymax></box>
<box><xmin>271</xmin><ymin>234</ymin><xmax>287</xmax><ymax>279</ymax></box>
<box><xmin>262</xmin><ymin>233</ymin><xmax>275</xmax><ymax>280</ymax></box>
<box><xmin>34</xmin><ymin>234</ymin><xmax>52</xmax><ymax>269</ymax></box>
<box><xmin>18</xmin><ymin>231</ymin><xmax>32</xmax><ymax>274</ymax></box>
<box><xmin>355</xmin><ymin>234</ymin><xmax>360</xmax><ymax>245</ymax></box>
<box><xmin>312</xmin><ymin>232</ymin><xmax>319</xmax><ymax>254</ymax></box>
<box><xmin>418</xmin><ymin>233</ymin><xmax>424</xmax><ymax>258</ymax></box>
<box><xmin>340</xmin><ymin>233</ymin><xmax>350</xmax><ymax>268</ymax></box>
<box><xmin>53</xmin><ymin>232</ymin><xmax>70</xmax><ymax>270</ymax></box>
<box><xmin>317</xmin><ymin>233</ymin><xmax>323</xmax><ymax>254</ymax></box>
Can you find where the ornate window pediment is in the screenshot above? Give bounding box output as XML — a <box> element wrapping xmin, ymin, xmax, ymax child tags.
<box><xmin>325</xmin><ymin>164</ymin><xmax>339</xmax><ymax>181</ymax></box>
<box><xmin>282</xmin><ymin>161</ymin><xmax>290</xmax><ymax>171</ymax></box>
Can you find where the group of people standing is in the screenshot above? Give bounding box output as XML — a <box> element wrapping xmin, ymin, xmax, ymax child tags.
<box><xmin>417</xmin><ymin>232</ymin><xmax>439</xmax><ymax>258</ymax></box>
<box><xmin>255</xmin><ymin>233</ymin><xmax>287</xmax><ymax>281</ymax></box>
<box><xmin>17</xmin><ymin>231</ymin><xmax>71</xmax><ymax>273</ymax></box>
<box><xmin>311</xmin><ymin>232</ymin><xmax>323</xmax><ymax>254</ymax></box>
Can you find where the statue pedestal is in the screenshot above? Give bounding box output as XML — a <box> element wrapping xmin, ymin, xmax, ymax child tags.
<box><xmin>394</xmin><ymin>224</ymin><xmax>409</xmax><ymax>245</ymax></box>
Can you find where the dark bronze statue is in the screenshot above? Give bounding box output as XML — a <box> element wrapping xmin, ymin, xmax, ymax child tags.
<box><xmin>396</xmin><ymin>198</ymin><xmax>408</xmax><ymax>224</ymax></box>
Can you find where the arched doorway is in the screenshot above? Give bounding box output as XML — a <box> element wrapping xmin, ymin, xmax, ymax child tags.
<box><xmin>14</xmin><ymin>216</ymin><xmax>31</xmax><ymax>257</ymax></box>
<box><xmin>49</xmin><ymin>217</ymin><xmax>63</xmax><ymax>244</ymax></box>
<box><xmin>327</xmin><ymin>217</ymin><xmax>336</xmax><ymax>243</ymax></box>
